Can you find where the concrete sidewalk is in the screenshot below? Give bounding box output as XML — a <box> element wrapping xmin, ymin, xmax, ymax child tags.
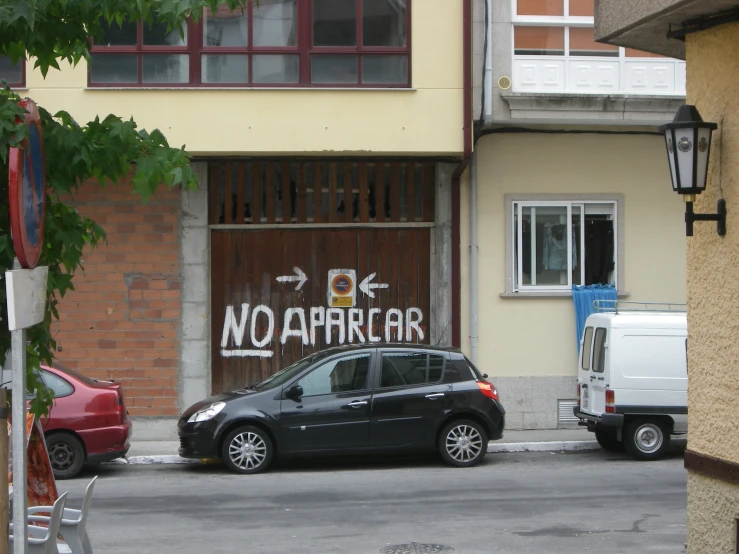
<box><xmin>107</xmin><ymin>428</ymin><xmax>600</xmax><ymax>466</ymax></box>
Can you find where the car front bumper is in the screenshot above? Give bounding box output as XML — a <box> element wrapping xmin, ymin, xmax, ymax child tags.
<box><xmin>178</xmin><ymin>419</ymin><xmax>221</xmax><ymax>459</ymax></box>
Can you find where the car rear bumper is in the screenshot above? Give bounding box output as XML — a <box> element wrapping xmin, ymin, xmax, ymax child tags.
<box><xmin>79</xmin><ymin>420</ymin><xmax>132</xmax><ymax>462</ymax></box>
<box><xmin>178</xmin><ymin>419</ymin><xmax>221</xmax><ymax>459</ymax></box>
<box><xmin>573</xmin><ymin>407</ymin><xmax>624</xmax><ymax>430</ymax></box>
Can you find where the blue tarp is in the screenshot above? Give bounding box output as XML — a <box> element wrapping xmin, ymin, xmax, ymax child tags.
<box><xmin>572</xmin><ymin>284</ymin><xmax>617</xmax><ymax>352</ymax></box>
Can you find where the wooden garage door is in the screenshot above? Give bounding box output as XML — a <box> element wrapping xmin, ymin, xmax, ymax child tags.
<box><xmin>212</xmin><ymin>228</ymin><xmax>431</xmax><ymax>393</ymax></box>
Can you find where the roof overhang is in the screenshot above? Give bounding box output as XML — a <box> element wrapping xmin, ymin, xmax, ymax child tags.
<box><xmin>594</xmin><ymin>0</ymin><xmax>739</xmax><ymax>60</ymax></box>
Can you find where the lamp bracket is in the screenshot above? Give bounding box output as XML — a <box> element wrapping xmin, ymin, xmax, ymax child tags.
<box><xmin>685</xmin><ymin>199</ymin><xmax>726</xmax><ymax>237</ymax></box>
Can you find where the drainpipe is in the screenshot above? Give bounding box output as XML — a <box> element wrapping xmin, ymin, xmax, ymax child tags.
<box><xmin>484</xmin><ymin>0</ymin><xmax>493</xmax><ymax>122</ymax></box>
<box><xmin>451</xmin><ymin>0</ymin><xmax>472</xmax><ymax>348</ymax></box>
<box><xmin>469</xmin><ymin>151</ymin><xmax>479</xmax><ymax>363</ymax></box>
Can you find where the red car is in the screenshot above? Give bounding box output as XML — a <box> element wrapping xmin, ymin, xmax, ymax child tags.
<box><xmin>38</xmin><ymin>363</ymin><xmax>131</xmax><ymax>479</ymax></box>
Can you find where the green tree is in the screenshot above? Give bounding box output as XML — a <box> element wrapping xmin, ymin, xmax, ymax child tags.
<box><xmin>1</xmin><ymin>0</ymin><xmax>248</xmax><ymax>415</ymax></box>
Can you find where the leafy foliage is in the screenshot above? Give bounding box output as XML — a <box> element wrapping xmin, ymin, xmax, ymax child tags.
<box><xmin>0</xmin><ymin>0</ymin><xmax>248</xmax><ymax>415</ymax></box>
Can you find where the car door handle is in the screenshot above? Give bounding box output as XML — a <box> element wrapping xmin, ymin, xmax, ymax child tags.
<box><xmin>347</xmin><ymin>400</ymin><xmax>368</xmax><ymax>408</ymax></box>
<box><xmin>425</xmin><ymin>393</ymin><xmax>445</xmax><ymax>400</ymax></box>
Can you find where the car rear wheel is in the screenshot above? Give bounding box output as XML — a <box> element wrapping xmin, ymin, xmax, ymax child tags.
<box><xmin>222</xmin><ymin>425</ymin><xmax>273</xmax><ymax>474</ymax></box>
<box><xmin>47</xmin><ymin>433</ymin><xmax>85</xmax><ymax>480</ymax></box>
<box><xmin>624</xmin><ymin>418</ymin><xmax>670</xmax><ymax>461</ymax></box>
<box><xmin>595</xmin><ymin>429</ymin><xmax>626</xmax><ymax>453</ymax></box>
<box><xmin>438</xmin><ymin>420</ymin><xmax>487</xmax><ymax>468</ymax></box>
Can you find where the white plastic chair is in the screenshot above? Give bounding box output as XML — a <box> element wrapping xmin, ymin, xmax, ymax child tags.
<box><xmin>27</xmin><ymin>476</ymin><xmax>97</xmax><ymax>554</ymax></box>
<box><xmin>9</xmin><ymin>491</ymin><xmax>68</xmax><ymax>554</ymax></box>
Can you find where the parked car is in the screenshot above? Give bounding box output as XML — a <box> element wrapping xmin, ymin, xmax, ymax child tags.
<box><xmin>573</xmin><ymin>304</ymin><xmax>687</xmax><ymax>461</ymax></box>
<box><xmin>38</xmin><ymin>363</ymin><xmax>131</xmax><ymax>479</ymax></box>
<box><xmin>178</xmin><ymin>344</ymin><xmax>505</xmax><ymax>474</ymax></box>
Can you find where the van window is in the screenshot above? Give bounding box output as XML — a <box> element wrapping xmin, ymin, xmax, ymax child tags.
<box><xmin>581</xmin><ymin>327</ymin><xmax>594</xmax><ymax>370</ymax></box>
<box><xmin>592</xmin><ymin>328</ymin><xmax>607</xmax><ymax>373</ymax></box>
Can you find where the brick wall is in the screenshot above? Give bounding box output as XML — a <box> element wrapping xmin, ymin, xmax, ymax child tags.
<box><xmin>52</xmin><ymin>179</ymin><xmax>181</xmax><ymax>417</ymax></box>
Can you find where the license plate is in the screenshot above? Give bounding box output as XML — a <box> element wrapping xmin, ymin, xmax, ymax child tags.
<box><xmin>582</xmin><ymin>388</ymin><xmax>589</xmax><ymax>409</ymax></box>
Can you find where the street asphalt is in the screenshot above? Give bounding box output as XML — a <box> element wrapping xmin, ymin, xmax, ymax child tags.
<box><xmin>70</xmin><ymin>447</ymin><xmax>687</xmax><ymax>554</ymax></box>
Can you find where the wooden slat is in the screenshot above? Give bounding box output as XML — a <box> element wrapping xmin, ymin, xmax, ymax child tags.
<box><xmin>328</xmin><ymin>162</ymin><xmax>338</xmax><ymax>223</ymax></box>
<box><xmin>265</xmin><ymin>163</ymin><xmax>275</xmax><ymax>223</ymax></box>
<box><xmin>406</xmin><ymin>162</ymin><xmax>416</xmax><ymax>222</ymax></box>
<box><xmin>224</xmin><ymin>162</ymin><xmax>233</xmax><ymax>224</ymax></box>
<box><xmin>375</xmin><ymin>163</ymin><xmax>385</xmax><ymax>222</ymax></box>
<box><xmin>251</xmin><ymin>162</ymin><xmax>261</xmax><ymax>224</ymax></box>
<box><xmin>208</xmin><ymin>162</ymin><xmax>219</xmax><ymax>225</ymax></box>
<box><xmin>343</xmin><ymin>163</ymin><xmax>353</xmax><ymax>223</ymax></box>
<box><xmin>391</xmin><ymin>163</ymin><xmax>401</xmax><ymax>222</ymax></box>
<box><xmin>422</xmin><ymin>162</ymin><xmax>435</xmax><ymax>222</ymax></box>
<box><xmin>296</xmin><ymin>164</ymin><xmax>307</xmax><ymax>223</ymax></box>
<box><xmin>313</xmin><ymin>163</ymin><xmax>323</xmax><ymax>223</ymax></box>
<box><xmin>236</xmin><ymin>163</ymin><xmax>245</xmax><ymax>224</ymax></box>
<box><xmin>358</xmin><ymin>163</ymin><xmax>369</xmax><ymax>223</ymax></box>
<box><xmin>281</xmin><ymin>161</ymin><xmax>292</xmax><ymax>223</ymax></box>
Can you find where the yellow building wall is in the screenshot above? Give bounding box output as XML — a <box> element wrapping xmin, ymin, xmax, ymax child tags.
<box><xmin>684</xmin><ymin>22</ymin><xmax>739</xmax><ymax>554</ymax></box>
<box><xmin>21</xmin><ymin>0</ymin><xmax>463</xmax><ymax>156</ymax></box>
<box><xmin>460</xmin><ymin>132</ymin><xmax>687</xmax><ymax>378</ymax></box>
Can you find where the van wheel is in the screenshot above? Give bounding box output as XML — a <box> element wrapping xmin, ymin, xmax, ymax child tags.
<box><xmin>595</xmin><ymin>429</ymin><xmax>625</xmax><ymax>453</ymax></box>
<box><xmin>624</xmin><ymin>419</ymin><xmax>670</xmax><ymax>461</ymax></box>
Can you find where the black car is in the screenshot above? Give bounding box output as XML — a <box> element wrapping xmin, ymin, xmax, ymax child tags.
<box><xmin>178</xmin><ymin>344</ymin><xmax>505</xmax><ymax>474</ymax></box>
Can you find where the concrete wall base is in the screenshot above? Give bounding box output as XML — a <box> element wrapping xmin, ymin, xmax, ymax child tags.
<box><xmin>687</xmin><ymin>472</ymin><xmax>739</xmax><ymax>554</ymax></box>
<box><xmin>493</xmin><ymin>376</ymin><xmax>577</xmax><ymax>430</ymax></box>
<box><xmin>130</xmin><ymin>418</ymin><xmax>180</xmax><ymax>441</ymax></box>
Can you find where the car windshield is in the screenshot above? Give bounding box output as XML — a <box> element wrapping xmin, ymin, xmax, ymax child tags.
<box><xmin>254</xmin><ymin>353</ymin><xmax>324</xmax><ymax>391</ymax></box>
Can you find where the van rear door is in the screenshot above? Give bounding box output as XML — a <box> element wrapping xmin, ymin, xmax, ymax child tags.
<box><xmin>588</xmin><ymin>327</ymin><xmax>608</xmax><ymax>415</ymax></box>
<box><xmin>578</xmin><ymin>326</ymin><xmax>594</xmax><ymax>413</ymax></box>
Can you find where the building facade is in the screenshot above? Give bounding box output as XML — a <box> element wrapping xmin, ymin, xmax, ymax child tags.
<box><xmin>595</xmin><ymin>2</ymin><xmax>739</xmax><ymax>553</ymax></box>
<box><xmin>5</xmin><ymin>0</ymin><xmax>468</xmax><ymax>439</ymax></box>
<box><xmin>1</xmin><ymin>0</ymin><xmax>694</xmax><ymax>438</ymax></box>
<box><xmin>466</xmin><ymin>0</ymin><xmax>688</xmax><ymax>428</ymax></box>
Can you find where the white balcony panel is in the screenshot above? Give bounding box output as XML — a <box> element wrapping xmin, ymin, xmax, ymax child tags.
<box><xmin>568</xmin><ymin>60</ymin><xmax>619</xmax><ymax>93</ymax></box>
<box><xmin>676</xmin><ymin>62</ymin><xmax>687</xmax><ymax>95</ymax></box>
<box><xmin>624</xmin><ymin>61</ymin><xmax>675</xmax><ymax>93</ymax></box>
<box><xmin>513</xmin><ymin>58</ymin><xmax>565</xmax><ymax>92</ymax></box>
<box><xmin>513</xmin><ymin>56</ymin><xmax>687</xmax><ymax>96</ymax></box>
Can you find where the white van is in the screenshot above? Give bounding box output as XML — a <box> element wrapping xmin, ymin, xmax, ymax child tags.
<box><xmin>573</xmin><ymin>301</ymin><xmax>687</xmax><ymax>460</ymax></box>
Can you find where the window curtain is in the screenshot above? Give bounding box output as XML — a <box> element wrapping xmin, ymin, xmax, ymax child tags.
<box><xmin>572</xmin><ymin>284</ymin><xmax>617</xmax><ymax>352</ymax></box>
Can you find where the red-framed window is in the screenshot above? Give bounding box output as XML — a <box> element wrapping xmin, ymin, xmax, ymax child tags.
<box><xmin>0</xmin><ymin>55</ymin><xmax>25</xmax><ymax>88</ymax></box>
<box><xmin>89</xmin><ymin>0</ymin><xmax>411</xmax><ymax>88</ymax></box>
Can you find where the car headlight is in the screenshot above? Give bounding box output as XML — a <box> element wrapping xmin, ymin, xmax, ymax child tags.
<box><xmin>187</xmin><ymin>402</ymin><xmax>225</xmax><ymax>423</ymax></box>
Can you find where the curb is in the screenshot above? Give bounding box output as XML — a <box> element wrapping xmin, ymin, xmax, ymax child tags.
<box><xmin>105</xmin><ymin>440</ymin><xmax>601</xmax><ymax>466</ymax></box>
<box><xmin>487</xmin><ymin>440</ymin><xmax>599</xmax><ymax>453</ymax></box>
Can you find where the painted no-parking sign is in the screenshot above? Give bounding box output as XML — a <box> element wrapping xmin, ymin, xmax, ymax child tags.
<box><xmin>8</xmin><ymin>98</ymin><xmax>47</xmax><ymax>269</ymax></box>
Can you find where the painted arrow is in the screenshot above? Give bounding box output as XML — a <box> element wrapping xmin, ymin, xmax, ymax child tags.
<box><xmin>276</xmin><ymin>266</ymin><xmax>308</xmax><ymax>291</ymax></box>
<box><xmin>359</xmin><ymin>272</ymin><xmax>389</xmax><ymax>298</ymax></box>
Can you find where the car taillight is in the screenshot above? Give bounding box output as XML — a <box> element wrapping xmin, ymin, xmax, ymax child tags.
<box><xmin>605</xmin><ymin>389</ymin><xmax>615</xmax><ymax>413</ymax></box>
<box><xmin>576</xmin><ymin>383</ymin><xmax>581</xmax><ymax>408</ymax></box>
<box><xmin>477</xmin><ymin>380</ymin><xmax>499</xmax><ymax>401</ymax></box>
<box><xmin>115</xmin><ymin>389</ymin><xmax>125</xmax><ymax>413</ymax></box>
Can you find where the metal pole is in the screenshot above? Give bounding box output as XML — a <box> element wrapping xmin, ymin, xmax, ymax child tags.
<box><xmin>11</xmin><ymin>329</ymin><xmax>27</xmax><ymax>554</ymax></box>
<box><xmin>0</xmin><ymin>387</ymin><xmax>8</xmax><ymax>554</ymax></box>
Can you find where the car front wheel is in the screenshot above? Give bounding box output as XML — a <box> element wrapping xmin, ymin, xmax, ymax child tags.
<box><xmin>47</xmin><ymin>433</ymin><xmax>86</xmax><ymax>480</ymax></box>
<box><xmin>438</xmin><ymin>420</ymin><xmax>487</xmax><ymax>468</ymax></box>
<box><xmin>222</xmin><ymin>425</ymin><xmax>274</xmax><ymax>474</ymax></box>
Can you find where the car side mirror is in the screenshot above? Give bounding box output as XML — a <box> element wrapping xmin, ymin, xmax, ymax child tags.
<box><xmin>285</xmin><ymin>384</ymin><xmax>303</xmax><ymax>400</ymax></box>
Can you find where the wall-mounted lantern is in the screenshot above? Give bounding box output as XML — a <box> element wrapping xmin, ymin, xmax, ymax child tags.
<box><xmin>659</xmin><ymin>105</ymin><xmax>725</xmax><ymax>236</ymax></box>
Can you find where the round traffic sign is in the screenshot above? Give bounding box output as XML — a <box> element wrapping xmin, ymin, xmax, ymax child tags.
<box><xmin>8</xmin><ymin>98</ymin><xmax>47</xmax><ymax>269</ymax></box>
<box><xmin>331</xmin><ymin>274</ymin><xmax>352</xmax><ymax>296</ymax></box>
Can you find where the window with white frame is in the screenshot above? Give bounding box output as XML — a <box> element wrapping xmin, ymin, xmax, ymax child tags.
<box><xmin>511</xmin><ymin>199</ymin><xmax>618</xmax><ymax>292</ymax></box>
<box><xmin>511</xmin><ymin>0</ymin><xmax>686</xmax><ymax>95</ymax></box>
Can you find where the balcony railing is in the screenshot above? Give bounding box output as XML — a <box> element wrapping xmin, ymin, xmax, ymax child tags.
<box><xmin>513</xmin><ymin>56</ymin><xmax>686</xmax><ymax>96</ymax></box>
